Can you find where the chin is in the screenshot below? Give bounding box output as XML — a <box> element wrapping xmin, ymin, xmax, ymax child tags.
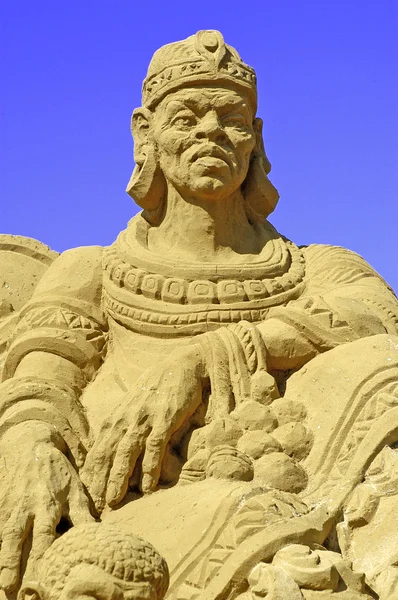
<box><xmin>191</xmin><ymin>180</ymin><xmax>232</xmax><ymax>200</ymax></box>
<box><xmin>189</xmin><ymin>174</ymin><xmax>241</xmax><ymax>199</ymax></box>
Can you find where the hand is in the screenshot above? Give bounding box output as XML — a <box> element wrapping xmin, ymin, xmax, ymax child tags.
<box><xmin>256</xmin><ymin>317</ymin><xmax>318</xmax><ymax>371</ymax></box>
<box><xmin>0</xmin><ymin>421</ymin><xmax>94</xmax><ymax>592</ymax></box>
<box><xmin>81</xmin><ymin>345</ymin><xmax>206</xmax><ymax>511</ymax></box>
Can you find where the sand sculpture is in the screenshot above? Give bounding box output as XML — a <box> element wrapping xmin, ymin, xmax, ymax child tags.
<box><xmin>0</xmin><ymin>30</ymin><xmax>398</xmax><ymax>600</ymax></box>
<box><xmin>17</xmin><ymin>523</ymin><xmax>169</xmax><ymax>600</ymax></box>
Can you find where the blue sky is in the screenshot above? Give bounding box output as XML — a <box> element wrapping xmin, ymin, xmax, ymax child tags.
<box><xmin>1</xmin><ymin>1</ymin><xmax>397</xmax><ymax>291</ymax></box>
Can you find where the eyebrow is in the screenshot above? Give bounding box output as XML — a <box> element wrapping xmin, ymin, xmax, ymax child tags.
<box><xmin>193</xmin><ymin>97</ymin><xmax>247</xmax><ymax>110</ymax></box>
<box><xmin>163</xmin><ymin>97</ymin><xmax>249</xmax><ymax>116</ymax></box>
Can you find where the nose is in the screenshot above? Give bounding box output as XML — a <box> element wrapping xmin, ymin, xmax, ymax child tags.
<box><xmin>194</xmin><ymin>111</ymin><xmax>225</xmax><ymax>142</ymax></box>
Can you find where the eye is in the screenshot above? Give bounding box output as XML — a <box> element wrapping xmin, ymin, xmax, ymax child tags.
<box><xmin>171</xmin><ymin>114</ymin><xmax>196</xmax><ymax>129</ymax></box>
<box><xmin>222</xmin><ymin>113</ymin><xmax>247</xmax><ymax>127</ymax></box>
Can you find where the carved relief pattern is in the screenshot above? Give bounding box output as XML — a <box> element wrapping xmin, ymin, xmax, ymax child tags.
<box><xmin>102</xmin><ymin>241</ymin><xmax>305</xmax><ymax>334</ymax></box>
<box><xmin>305</xmin><ymin>373</ymin><xmax>398</xmax><ymax>504</ymax></box>
<box><xmin>2</xmin><ymin>304</ymin><xmax>107</xmax><ymax>381</ymax></box>
<box><xmin>12</xmin><ymin>305</ymin><xmax>106</xmax><ymax>352</ymax></box>
<box><xmin>144</xmin><ymin>60</ymin><xmax>256</xmax><ymax>104</ymax></box>
<box><xmin>103</xmin><ymin>241</ymin><xmax>305</xmax><ymax>306</ymax></box>
<box><xmin>336</xmin><ymin>381</ymin><xmax>398</xmax><ymax>475</ymax></box>
<box><xmin>171</xmin><ymin>491</ymin><xmax>310</xmax><ymax>600</ymax></box>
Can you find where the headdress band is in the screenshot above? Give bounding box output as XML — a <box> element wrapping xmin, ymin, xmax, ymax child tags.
<box><xmin>142</xmin><ymin>30</ymin><xmax>257</xmax><ymax>110</ymax></box>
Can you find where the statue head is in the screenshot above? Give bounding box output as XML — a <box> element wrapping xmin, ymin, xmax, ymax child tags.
<box><xmin>126</xmin><ymin>30</ymin><xmax>279</xmax><ymax>225</ymax></box>
<box><xmin>18</xmin><ymin>524</ymin><xmax>169</xmax><ymax>600</ymax></box>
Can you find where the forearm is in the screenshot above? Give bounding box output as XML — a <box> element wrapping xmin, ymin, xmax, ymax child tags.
<box><xmin>14</xmin><ymin>352</ymin><xmax>86</xmax><ymax>391</ymax></box>
<box><xmin>256</xmin><ymin>318</ymin><xmax>319</xmax><ymax>371</ymax></box>
<box><xmin>0</xmin><ymin>418</ymin><xmax>67</xmax><ymax>453</ymax></box>
<box><xmin>257</xmin><ymin>293</ymin><xmax>388</xmax><ymax>373</ymax></box>
<box><xmin>0</xmin><ymin>295</ymin><xmax>107</xmax><ymax>446</ymax></box>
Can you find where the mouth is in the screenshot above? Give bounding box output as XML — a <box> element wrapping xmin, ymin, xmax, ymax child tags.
<box><xmin>195</xmin><ymin>156</ymin><xmax>228</xmax><ymax>169</ymax></box>
<box><xmin>191</xmin><ymin>145</ymin><xmax>231</xmax><ymax>168</ymax></box>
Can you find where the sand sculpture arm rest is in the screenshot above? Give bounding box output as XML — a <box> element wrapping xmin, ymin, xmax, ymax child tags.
<box><xmin>257</xmin><ymin>245</ymin><xmax>398</xmax><ymax>372</ymax></box>
<box><xmin>0</xmin><ymin>245</ymin><xmax>107</xmax><ymax>453</ymax></box>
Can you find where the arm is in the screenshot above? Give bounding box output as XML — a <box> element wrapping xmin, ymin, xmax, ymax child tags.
<box><xmin>81</xmin><ymin>246</ymin><xmax>398</xmax><ymax>511</ymax></box>
<box><xmin>0</xmin><ymin>245</ymin><xmax>107</xmax><ymax>454</ymax></box>
<box><xmin>0</xmin><ymin>245</ymin><xmax>106</xmax><ymax>591</ymax></box>
<box><xmin>257</xmin><ymin>244</ymin><xmax>398</xmax><ymax>371</ymax></box>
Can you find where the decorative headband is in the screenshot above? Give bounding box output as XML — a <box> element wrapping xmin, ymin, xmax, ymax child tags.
<box><xmin>142</xmin><ymin>30</ymin><xmax>257</xmax><ymax>110</ymax></box>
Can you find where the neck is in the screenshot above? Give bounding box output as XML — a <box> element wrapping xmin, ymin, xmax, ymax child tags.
<box><xmin>147</xmin><ymin>184</ymin><xmax>270</xmax><ymax>263</ymax></box>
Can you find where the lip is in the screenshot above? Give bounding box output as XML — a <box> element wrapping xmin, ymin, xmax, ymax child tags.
<box><xmin>195</xmin><ymin>156</ymin><xmax>228</xmax><ymax>168</ymax></box>
<box><xmin>191</xmin><ymin>145</ymin><xmax>231</xmax><ymax>168</ymax></box>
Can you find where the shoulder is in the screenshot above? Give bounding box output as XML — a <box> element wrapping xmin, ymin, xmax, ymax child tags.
<box><xmin>51</xmin><ymin>245</ymin><xmax>104</xmax><ymax>271</ymax></box>
<box><xmin>303</xmin><ymin>243</ymin><xmax>369</xmax><ymax>264</ymax></box>
<box><xmin>301</xmin><ymin>243</ymin><xmax>391</xmax><ymax>291</ymax></box>
<box><xmin>302</xmin><ymin>243</ymin><xmax>379</xmax><ymax>277</ymax></box>
<box><xmin>33</xmin><ymin>245</ymin><xmax>105</xmax><ymax>307</ymax></box>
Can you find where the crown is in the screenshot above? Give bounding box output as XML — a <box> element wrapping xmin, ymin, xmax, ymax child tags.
<box><xmin>142</xmin><ymin>30</ymin><xmax>257</xmax><ymax>110</ymax></box>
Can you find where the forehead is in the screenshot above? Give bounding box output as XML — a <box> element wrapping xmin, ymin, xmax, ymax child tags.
<box><xmin>156</xmin><ymin>86</ymin><xmax>252</xmax><ymax>114</ymax></box>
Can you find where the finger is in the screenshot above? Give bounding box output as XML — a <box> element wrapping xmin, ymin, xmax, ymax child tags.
<box><xmin>68</xmin><ymin>476</ymin><xmax>95</xmax><ymax>525</ymax></box>
<box><xmin>61</xmin><ymin>429</ymin><xmax>87</xmax><ymax>471</ymax></box>
<box><xmin>80</xmin><ymin>432</ymin><xmax>122</xmax><ymax>512</ymax></box>
<box><xmin>80</xmin><ymin>435</ymin><xmax>113</xmax><ymax>491</ymax></box>
<box><xmin>29</xmin><ymin>503</ymin><xmax>61</xmax><ymax>567</ymax></box>
<box><xmin>141</xmin><ymin>427</ymin><xmax>170</xmax><ymax>494</ymax></box>
<box><xmin>82</xmin><ymin>465</ymin><xmax>110</xmax><ymax>514</ymax></box>
<box><xmin>106</xmin><ymin>430</ymin><xmax>145</xmax><ymax>507</ymax></box>
<box><xmin>0</xmin><ymin>502</ymin><xmax>31</xmax><ymax>592</ymax></box>
<box><xmin>81</xmin><ymin>415</ymin><xmax>128</xmax><ymax>483</ymax></box>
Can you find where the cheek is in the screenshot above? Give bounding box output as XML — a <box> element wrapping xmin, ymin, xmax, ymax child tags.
<box><xmin>227</xmin><ymin>127</ymin><xmax>255</xmax><ymax>147</ymax></box>
<box><xmin>235</xmin><ymin>130</ymin><xmax>256</xmax><ymax>151</ymax></box>
<box><xmin>156</xmin><ymin>129</ymin><xmax>191</xmax><ymax>157</ymax></box>
<box><xmin>229</xmin><ymin>131</ymin><xmax>256</xmax><ymax>166</ymax></box>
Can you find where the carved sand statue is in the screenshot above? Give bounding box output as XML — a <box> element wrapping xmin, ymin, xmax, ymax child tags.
<box><xmin>18</xmin><ymin>523</ymin><xmax>169</xmax><ymax>600</ymax></box>
<box><xmin>0</xmin><ymin>29</ymin><xmax>397</xmax><ymax>600</ymax></box>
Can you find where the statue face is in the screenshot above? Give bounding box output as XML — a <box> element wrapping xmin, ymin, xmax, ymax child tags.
<box><xmin>151</xmin><ymin>86</ymin><xmax>256</xmax><ymax>200</ymax></box>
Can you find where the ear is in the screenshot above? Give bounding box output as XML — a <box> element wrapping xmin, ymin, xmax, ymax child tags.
<box><xmin>130</xmin><ymin>107</ymin><xmax>152</xmax><ymax>165</ymax></box>
<box><xmin>18</xmin><ymin>581</ymin><xmax>46</xmax><ymax>600</ymax></box>
<box><xmin>126</xmin><ymin>107</ymin><xmax>166</xmax><ymax>223</ymax></box>
<box><xmin>252</xmin><ymin>118</ymin><xmax>272</xmax><ymax>174</ymax></box>
<box><xmin>242</xmin><ymin>117</ymin><xmax>279</xmax><ymax>221</ymax></box>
